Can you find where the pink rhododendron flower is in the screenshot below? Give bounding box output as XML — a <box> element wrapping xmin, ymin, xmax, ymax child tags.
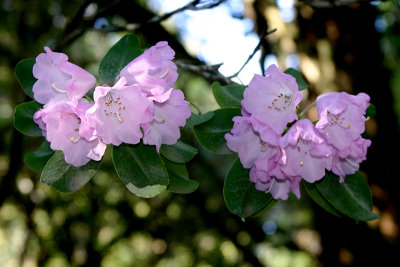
<box><xmin>119</xmin><ymin>41</ymin><xmax>178</xmax><ymax>102</ymax></box>
<box><xmin>33</xmin><ymin>100</ymin><xmax>106</xmax><ymax>167</ymax></box>
<box><xmin>142</xmin><ymin>89</ymin><xmax>191</xmax><ymax>152</ymax></box>
<box><xmin>225</xmin><ymin>115</ymin><xmax>279</xmax><ymax>168</ymax></box>
<box><xmin>86</xmin><ymin>77</ymin><xmax>153</xmax><ymax>146</ymax></box>
<box><xmin>241</xmin><ymin>64</ymin><xmax>303</xmax><ymax>135</ymax></box>
<box><xmin>316</xmin><ymin>91</ymin><xmax>370</xmax><ymax>151</ymax></box>
<box><xmin>249</xmin><ymin>145</ymin><xmax>301</xmax><ymax>200</ymax></box>
<box><xmin>250</xmin><ymin>164</ymin><xmax>301</xmax><ymax>200</ymax></box>
<box><xmin>332</xmin><ymin>137</ymin><xmax>371</xmax><ymax>182</ymax></box>
<box><xmin>32</xmin><ymin>47</ymin><xmax>96</xmax><ymax>106</ymax></box>
<box><xmin>279</xmin><ymin>119</ymin><xmax>332</xmax><ymax>183</ymax></box>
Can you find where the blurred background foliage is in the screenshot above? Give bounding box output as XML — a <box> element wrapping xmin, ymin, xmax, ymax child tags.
<box><xmin>1</xmin><ymin>0</ymin><xmax>400</xmax><ymax>266</ymax></box>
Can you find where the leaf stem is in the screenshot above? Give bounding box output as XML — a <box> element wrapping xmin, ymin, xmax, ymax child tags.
<box><xmin>298</xmin><ymin>101</ymin><xmax>316</xmax><ymax>119</ymax></box>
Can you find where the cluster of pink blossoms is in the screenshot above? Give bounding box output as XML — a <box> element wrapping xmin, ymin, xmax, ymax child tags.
<box><xmin>33</xmin><ymin>42</ymin><xmax>191</xmax><ymax>167</ymax></box>
<box><xmin>225</xmin><ymin>65</ymin><xmax>371</xmax><ymax>200</ymax></box>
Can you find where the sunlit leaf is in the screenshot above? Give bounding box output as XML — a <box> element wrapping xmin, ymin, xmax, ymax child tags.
<box><xmin>316</xmin><ymin>172</ymin><xmax>380</xmax><ymax>221</ymax></box>
<box><xmin>14</xmin><ymin>101</ymin><xmax>42</xmax><ymax>136</ymax></box>
<box><xmin>212</xmin><ymin>81</ymin><xmax>245</xmax><ymax>108</ymax></box>
<box><xmin>24</xmin><ymin>141</ymin><xmax>54</xmax><ymax>173</ymax></box>
<box><xmin>160</xmin><ymin>141</ymin><xmax>198</xmax><ymax>164</ymax></box>
<box><xmin>41</xmin><ymin>151</ymin><xmax>101</xmax><ymax>192</ymax></box>
<box><xmin>303</xmin><ymin>180</ymin><xmax>342</xmax><ymax>217</ymax></box>
<box><xmin>224</xmin><ymin>158</ymin><xmax>276</xmax><ymax>218</ymax></box>
<box><xmin>284</xmin><ymin>68</ymin><xmax>311</xmax><ymax>91</ymax></box>
<box><xmin>185</xmin><ymin>111</ymin><xmax>214</xmax><ymax>127</ymax></box>
<box><xmin>164</xmin><ymin>159</ymin><xmax>199</xmax><ymax>194</ymax></box>
<box><xmin>99</xmin><ymin>34</ymin><xmax>142</xmax><ymax>85</ymax></box>
<box><xmin>15</xmin><ymin>58</ymin><xmax>36</xmax><ymax>98</ymax></box>
<box><xmin>113</xmin><ymin>143</ymin><xmax>168</xmax><ymax>198</ymax></box>
<box><xmin>193</xmin><ymin>108</ymin><xmax>240</xmax><ymax>154</ymax></box>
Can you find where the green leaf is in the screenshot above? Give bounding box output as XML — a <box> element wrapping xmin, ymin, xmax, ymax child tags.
<box><xmin>284</xmin><ymin>68</ymin><xmax>311</xmax><ymax>91</ymax></box>
<box><xmin>224</xmin><ymin>158</ymin><xmax>277</xmax><ymax>218</ymax></box>
<box><xmin>99</xmin><ymin>34</ymin><xmax>143</xmax><ymax>85</ymax></box>
<box><xmin>366</xmin><ymin>103</ymin><xmax>376</xmax><ymax>118</ymax></box>
<box><xmin>14</xmin><ymin>101</ymin><xmax>42</xmax><ymax>136</ymax></box>
<box><xmin>185</xmin><ymin>111</ymin><xmax>214</xmax><ymax>127</ymax></box>
<box><xmin>194</xmin><ymin>108</ymin><xmax>240</xmax><ymax>154</ymax></box>
<box><xmin>316</xmin><ymin>172</ymin><xmax>380</xmax><ymax>221</ymax></box>
<box><xmin>303</xmin><ymin>180</ymin><xmax>342</xmax><ymax>217</ymax></box>
<box><xmin>164</xmin><ymin>159</ymin><xmax>199</xmax><ymax>194</ymax></box>
<box><xmin>24</xmin><ymin>141</ymin><xmax>55</xmax><ymax>173</ymax></box>
<box><xmin>212</xmin><ymin>82</ymin><xmax>245</xmax><ymax>108</ymax></box>
<box><xmin>15</xmin><ymin>58</ymin><xmax>36</xmax><ymax>98</ymax></box>
<box><xmin>41</xmin><ymin>151</ymin><xmax>101</xmax><ymax>192</ymax></box>
<box><xmin>113</xmin><ymin>143</ymin><xmax>169</xmax><ymax>198</ymax></box>
<box><xmin>160</xmin><ymin>141</ymin><xmax>198</xmax><ymax>164</ymax></box>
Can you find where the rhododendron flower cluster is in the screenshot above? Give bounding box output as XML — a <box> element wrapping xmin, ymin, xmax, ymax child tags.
<box><xmin>33</xmin><ymin>42</ymin><xmax>191</xmax><ymax>167</ymax></box>
<box><xmin>225</xmin><ymin>64</ymin><xmax>371</xmax><ymax>200</ymax></box>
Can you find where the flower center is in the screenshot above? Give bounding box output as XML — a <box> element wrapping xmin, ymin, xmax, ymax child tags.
<box><xmin>344</xmin><ymin>157</ymin><xmax>359</xmax><ymax>168</ymax></box>
<box><xmin>52</xmin><ymin>83</ymin><xmax>67</xmax><ymax>93</ymax></box>
<box><xmin>327</xmin><ymin>111</ymin><xmax>351</xmax><ymax>128</ymax></box>
<box><xmin>103</xmin><ymin>92</ymin><xmax>125</xmax><ymax>122</ymax></box>
<box><xmin>154</xmin><ymin>114</ymin><xmax>166</xmax><ymax>123</ymax></box>
<box><xmin>69</xmin><ymin>117</ymin><xmax>81</xmax><ymax>143</ymax></box>
<box><xmin>296</xmin><ymin>138</ymin><xmax>309</xmax><ymax>166</ymax></box>
<box><xmin>260</xmin><ymin>140</ymin><xmax>268</xmax><ymax>152</ymax></box>
<box><xmin>267</xmin><ymin>92</ymin><xmax>292</xmax><ymax>112</ymax></box>
<box><xmin>149</xmin><ymin>67</ymin><xmax>170</xmax><ymax>79</ymax></box>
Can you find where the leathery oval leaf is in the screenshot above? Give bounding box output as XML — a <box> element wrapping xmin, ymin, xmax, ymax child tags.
<box><xmin>41</xmin><ymin>151</ymin><xmax>101</xmax><ymax>192</ymax></box>
<box><xmin>224</xmin><ymin>158</ymin><xmax>276</xmax><ymax>218</ymax></box>
<box><xmin>212</xmin><ymin>81</ymin><xmax>245</xmax><ymax>108</ymax></box>
<box><xmin>113</xmin><ymin>143</ymin><xmax>169</xmax><ymax>198</ymax></box>
<box><xmin>316</xmin><ymin>172</ymin><xmax>380</xmax><ymax>221</ymax></box>
<box><xmin>193</xmin><ymin>108</ymin><xmax>241</xmax><ymax>154</ymax></box>
<box><xmin>14</xmin><ymin>101</ymin><xmax>43</xmax><ymax>136</ymax></box>
<box><xmin>99</xmin><ymin>34</ymin><xmax>143</xmax><ymax>85</ymax></box>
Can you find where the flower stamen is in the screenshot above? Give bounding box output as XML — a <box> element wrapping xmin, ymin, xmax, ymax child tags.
<box><xmin>51</xmin><ymin>83</ymin><xmax>67</xmax><ymax>93</ymax></box>
<box><xmin>104</xmin><ymin>93</ymin><xmax>125</xmax><ymax>122</ymax></box>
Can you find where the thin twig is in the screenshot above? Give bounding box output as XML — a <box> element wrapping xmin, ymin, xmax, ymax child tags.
<box><xmin>229</xmin><ymin>28</ymin><xmax>277</xmax><ymax>79</ymax></box>
<box><xmin>299</xmin><ymin>101</ymin><xmax>316</xmax><ymax>119</ymax></box>
<box><xmin>148</xmin><ymin>0</ymin><xmax>227</xmax><ymax>24</ymax></box>
<box><xmin>176</xmin><ymin>60</ymin><xmax>234</xmax><ymax>85</ymax></box>
<box><xmin>190</xmin><ymin>102</ymin><xmax>202</xmax><ymax>114</ymax></box>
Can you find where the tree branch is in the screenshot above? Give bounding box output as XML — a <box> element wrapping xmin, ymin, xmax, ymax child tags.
<box><xmin>148</xmin><ymin>0</ymin><xmax>227</xmax><ymax>23</ymax></box>
<box><xmin>176</xmin><ymin>60</ymin><xmax>234</xmax><ymax>85</ymax></box>
<box><xmin>300</xmin><ymin>0</ymin><xmax>374</xmax><ymax>8</ymax></box>
<box><xmin>229</xmin><ymin>28</ymin><xmax>277</xmax><ymax>79</ymax></box>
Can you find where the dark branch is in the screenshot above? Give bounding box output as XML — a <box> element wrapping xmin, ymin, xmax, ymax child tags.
<box><xmin>148</xmin><ymin>0</ymin><xmax>227</xmax><ymax>24</ymax></box>
<box><xmin>300</xmin><ymin>0</ymin><xmax>374</xmax><ymax>8</ymax></box>
<box><xmin>229</xmin><ymin>28</ymin><xmax>277</xmax><ymax>79</ymax></box>
<box><xmin>176</xmin><ymin>60</ymin><xmax>234</xmax><ymax>85</ymax></box>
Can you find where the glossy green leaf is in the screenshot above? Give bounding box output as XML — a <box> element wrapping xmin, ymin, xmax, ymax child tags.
<box><xmin>113</xmin><ymin>143</ymin><xmax>168</xmax><ymax>198</ymax></box>
<box><xmin>284</xmin><ymin>68</ymin><xmax>311</xmax><ymax>91</ymax></box>
<box><xmin>316</xmin><ymin>172</ymin><xmax>380</xmax><ymax>221</ymax></box>
<box><xmin>160</xmin><ymin>141</ymin><xmax>198</xmax><ymax>164</ymax></box>
<box><xmin>41</xmin><ymin>151</ymin><xmax>101</xmax><ymax>192</ymax></box>
<box><xmin>303</xmin><ymin>180</ymin><xmax>342</xmax><ymax>217</ymax></box>
<box><xmin>185</xmin><ymin>111</ymin><xmax>214</xmax><ymax>127</ymax></box>
<box><xmin>15</xmin><ymin>58</ymin><xmax>36</xmax><ymax>98</ymax></box>
<box><xmin>194</xmin><ymin>108</ymin><xmax>240</xmax><ymax>154</ymax></box>
<box><xmin>14</xmin><ymin>101</ymin><xmax>42</xmax><ymax>136</ymax></box>
<box><xmin>211</xmin><ymin>82</ymin><xmax>245</xmax><ymax>108</ymax></box>
<box><xmin>366</xmin><ymin>103</ymin><xmax>376</xmax><ymax>118</ymax></box>
<box><xmin>164</xmin><ymin>159</ymin><xmax>199</xmax><ymax>194</ymax></box>
<box><xmin>24</xmin><ymin>141</ymin><xmax>55</xmax><ymax>173</ymax></box>
<box><xmin>99</xmin><ymin>34</ymin><xmax>142</xmax><ymax>85</ymax></box>
<box><xmin>224</xmin><ymin>158</ymin><xmax>277</xmax><ymax>218</ymax></box>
